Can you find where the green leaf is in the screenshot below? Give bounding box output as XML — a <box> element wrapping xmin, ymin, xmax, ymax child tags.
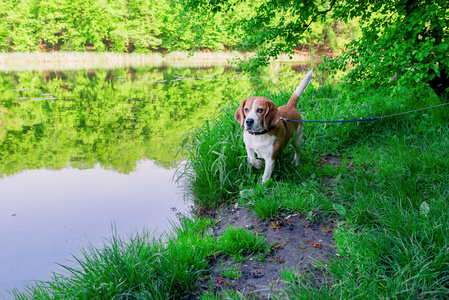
<box><xmin>333</xmin><ymin>204</ymin><xmax>347</xmax><ymax>217</ymax></box>
<box><xmin>419</xmin><ymin>201</ymin><xmax>430</xmax><ymax>217</ymax></box>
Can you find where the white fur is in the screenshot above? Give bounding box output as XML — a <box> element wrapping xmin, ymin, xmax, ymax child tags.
<box><xmin>243</xmin><ymin>123</ymin><xmax>303</xmax><ymax>183</ymax></box>
<box><xmin>293</xmin><ymin>69</ymin><xmax>314</xmax><ymax>97</ymax></box>
<box><xmin>243</xmin><ymin>98</ymin><xmax>277</xmax><ymax>182</ymax></box>
<box><xmin>243</xmin><ymin>130</ymin><xmax>277</xmax><ymax>183</ymax></box>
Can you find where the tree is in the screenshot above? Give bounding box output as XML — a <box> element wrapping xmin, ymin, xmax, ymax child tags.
<box><xmin>182</xmin><ymin>0</ymin><xmax>449</xmax><ymax>100</ymax></box>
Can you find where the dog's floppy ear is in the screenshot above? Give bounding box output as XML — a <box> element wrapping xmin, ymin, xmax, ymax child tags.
<box><xmin>264</xmin><ymin>101</ymin><xmax>280</xmax><ymax>128</ymax></box>
<box><xmin>235</xmin><ymin>99</ymin><xmax>247</xmax><ymax>128</ymax></box>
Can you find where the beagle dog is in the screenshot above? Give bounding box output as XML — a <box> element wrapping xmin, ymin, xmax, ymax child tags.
<box><xmin>235</xmin><ymin>69</ymin><xmax>314</xmax><ymax>183</ymax></box>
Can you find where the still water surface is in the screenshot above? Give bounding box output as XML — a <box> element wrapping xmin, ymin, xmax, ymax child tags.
<box><xmin>0</xmin><ymin>61</ymin><xmax>314</xmax><ymax>296</ymax></box>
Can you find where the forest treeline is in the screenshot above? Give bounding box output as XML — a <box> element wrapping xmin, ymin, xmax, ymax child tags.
<box><xmin>0</xmin><ymin>0</ymin><xmax>360</xmax><ymax>54</ymax></box>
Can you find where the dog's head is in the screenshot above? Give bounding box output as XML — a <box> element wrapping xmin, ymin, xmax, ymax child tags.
<box><xmin>235</xmin><ymin>97</ymin><xmax>280</xmax><ymax>132</ymax></box>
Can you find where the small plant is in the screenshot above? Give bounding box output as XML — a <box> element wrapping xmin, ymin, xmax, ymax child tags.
<box><xmin>200</xmin><ymin>289</ymin><xmax>250</xmax><ymax>299</ymax></box>
<box><xmin>241</xmin><ymin>184</ymin><xmax>285</xmax><ymax>219</ymax></box>
<box><xmin>218</xmin><ymin>264</ymin><xmax>242</xmax><ymax>280</ymax></box>
<box><xmin>257</xmin><ymin>252</ymin><xmax>268</xmax><ymax>262</ymax></box>
<box><xmin>280</xmin><ymin>268</ymin><xmax>334</xmax><ymax>299</ymax></box>
<box><xmin>250</xmin><ymin>186</ymin><xmax>285</xmax><ymax>219</ymax></box>
<box><xmin>219</xmin><ymin>226</ymin><xmax>270</xmax><ymax>258</ymax></box>
<box><xmin>243</xmin><ymin>182</ymin><xmax>324</xmax><ymax>220</ymax></box>
<box><xmin>169</xmin><ymin>215</ymin><xmax>215</xmax><ymax>238</ymax></box>
<box><xmin>252</xmin><ymin>195</ymin><xmax>284</xmax><ymax>219</ymax></box>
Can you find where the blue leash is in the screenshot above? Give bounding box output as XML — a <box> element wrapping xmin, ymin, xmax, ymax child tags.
<box><xmin>280</xmin><ymin>102</ymin><xmax>449</xmax><ymax>123</ymax></box>
<box><xmin>280</xmin><ymin>117</ymin><xmax>377</xmax><ymax>123</ymax></box>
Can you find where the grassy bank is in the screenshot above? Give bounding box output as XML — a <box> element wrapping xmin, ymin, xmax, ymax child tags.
<box><xmin>180</xmin><ymin>82</ymin><xmax>449</xmax><ymax>297</ymax></box>
<box><xmin>12</xmin><ymin>82</ymin><xmax>449</xmax><ymax>299</ymax></box>
<box><xmin>12</xmin><ymin>217</ymin><xmax>270</xmax><ymax>299</ymax></box>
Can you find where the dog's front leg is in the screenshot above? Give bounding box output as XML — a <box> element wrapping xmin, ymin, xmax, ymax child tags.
<box><xmin>261</xmin><ymin>158</ymin><xmax>275</xmax><ymax>183</ymax></box>
<box><xmin>247</xmin><ymin>148</ymin><xmax>263</xmax><ymax>169</ymax></box>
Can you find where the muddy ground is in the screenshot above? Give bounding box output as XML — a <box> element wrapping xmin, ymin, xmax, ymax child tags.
<box><xmin>199</xmin><ymin>205</ymin><xmax>336</xmax><ymax>299</ymax></box>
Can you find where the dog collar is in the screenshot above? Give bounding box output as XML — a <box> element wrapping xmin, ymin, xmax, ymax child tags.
<box><xmin>247</xmin><ymin>127</ymin><xmax>273</xmax><ymax>135</ymax></box>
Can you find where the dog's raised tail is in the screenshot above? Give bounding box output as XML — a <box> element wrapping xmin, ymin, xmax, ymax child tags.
<box><xmin>287</xmin><ymin>68</ymin><xmax>314</xmax><ymax>108</ymax></box>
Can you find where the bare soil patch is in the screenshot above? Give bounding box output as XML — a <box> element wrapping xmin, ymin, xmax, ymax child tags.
<box><xmin>201</xmin><ymin>205</ymin><xmax>336</xmax><ymax>299</ymax></box>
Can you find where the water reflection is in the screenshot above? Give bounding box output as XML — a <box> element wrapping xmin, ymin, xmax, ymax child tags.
<box><xmin>0</xmin><ymin>61</ymin><xmax>315</xmax><ymax>296</ymax></box>
<box><xmin>0</xmin><ymin>63</ymin><xmax>317</xmax><ymax>174</ymax></box>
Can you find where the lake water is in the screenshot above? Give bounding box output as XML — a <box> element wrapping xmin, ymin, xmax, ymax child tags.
<box><xmin>0</xmin><ymin>60</ymin><xmax>314</xmax><ymax>297</ymax></box>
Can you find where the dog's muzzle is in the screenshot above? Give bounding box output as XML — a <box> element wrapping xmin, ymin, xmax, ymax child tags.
<box><xmin>245</xmin><ymin>118</ymin><xmax>254</xmax><ymax>130</ymax></box>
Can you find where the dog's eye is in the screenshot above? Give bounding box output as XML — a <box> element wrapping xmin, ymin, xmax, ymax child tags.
<box><xmin>244</xmin><ymin>108</ymin><xmax>249</xmax><ymax>113</ymax></box>
<box><xmin>256</xmin><ymin>108</ymin><xmax>263</xmax><ymax>113</ymax></box>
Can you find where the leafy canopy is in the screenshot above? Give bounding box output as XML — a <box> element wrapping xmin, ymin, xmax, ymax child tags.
<box><xmin>182</xmin><ymin>0</ymin><xmax>449</xmax><ymax>99</ymax></box>
<box><xmin>0</xmin><ymin>0</ymin><xmax>234</xmax><ymax>52</ymax></box>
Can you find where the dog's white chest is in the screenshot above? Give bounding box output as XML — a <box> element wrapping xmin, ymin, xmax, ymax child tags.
<box><xmin>243</xmin><ymin>131</ymin><xmax>277</xmax><ymax>160</ymax></box>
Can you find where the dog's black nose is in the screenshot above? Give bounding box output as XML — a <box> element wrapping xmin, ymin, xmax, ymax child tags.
<box><xmin>246</xmin><ymin>118</ymin><xmax>254</xmax><ymax>126</ymax></box>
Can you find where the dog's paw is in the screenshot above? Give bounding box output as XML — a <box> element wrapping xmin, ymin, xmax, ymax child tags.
<box><xmin>261</xmin><ymin>175</ymin><xmax>270</xmax><ymax>183</ymax></box>
<box><xmin>251</xmin><ymin>159</ymin><xmax>264</xmax><ymax>169</ymax></box>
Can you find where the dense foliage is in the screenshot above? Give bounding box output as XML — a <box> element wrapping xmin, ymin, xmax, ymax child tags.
<box><xmin>0</xmin><ymin>0</ymin><xmax>234</xmax><ymax>52</ymax></box>
<box><xmin>183</xmin><ymin>0</ymin><xmax>449</xmax><ymax>100</ymax></box>
<box><xmin>0</xmin><ymin>0</ymin><xmax>359</xmax><ymax>56</ymax></box>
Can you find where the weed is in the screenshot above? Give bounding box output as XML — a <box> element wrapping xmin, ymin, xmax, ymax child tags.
<box><xmin>199</xmin><ymin>289</ymin><xmax>250</xmax><ymax>299</ymax></box>
<box><xmin>245</xmin><ymin>185</ymin><xmax>285</xmax><ymax>219</ymax></box>
<box><xmin>219</xmin><ymin>226</ymin><xmax>270</xmax><ymax>258</ymax></box>
<box><xmin>230</xmin><ymin>253</ymin><xmax>246</xmax><ymax>262</ymax></box>
<box><xmin>280</xmin><ymin>269</ymin><xmax>334</xmax><ymax>299</ymax></box>
<box><xmin>257</xmin><ymin>253</ymin><xmax>268</xmax><ymax>262</ymax></box>
<box><xmin>218</xmin><ymin>264</ymin><xmax>242</xmax><ymax>280</ymax></box>
<box><xmin>240</xmin><ymin>181</ymin><xmax>326</xmax><ymax>220</ymax></box>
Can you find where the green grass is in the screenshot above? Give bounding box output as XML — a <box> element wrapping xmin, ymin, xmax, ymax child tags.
<box><xmin>238</xmin><ymin>181</ymin><xmax>326</xmax><ymax>220</ymax></box>
<box><xmin>219</xmin><ymin>226</ymin><xmax>271</xmax><ymax>260</ymax></box>
<box><xmin>177</xmin><ymin>106</ymin><xmax>251</xmax><ymax>212</ymax></box>
<box><xmin>218</xmin><ymin>264</ymin><xmax>242</xmax><ymax>280</ymax></box>
<box><xmin>199</xmin><ymin>289</ymin><xmax>249</xmax><ymax>300</ymax></box>
<box><xmin>11</xmin><ymin>217</ymin><xmax>268</xmax><ymax>299</ymax></box>
<box><xmin>12</xmin><ymin>217</ymin><xmax>219</xmax><ymax>300</ymax></box>
<box><xmin>179</xmin><ymin>82</ymin><xmax>449</xmax><ymax>298</ymax></box>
